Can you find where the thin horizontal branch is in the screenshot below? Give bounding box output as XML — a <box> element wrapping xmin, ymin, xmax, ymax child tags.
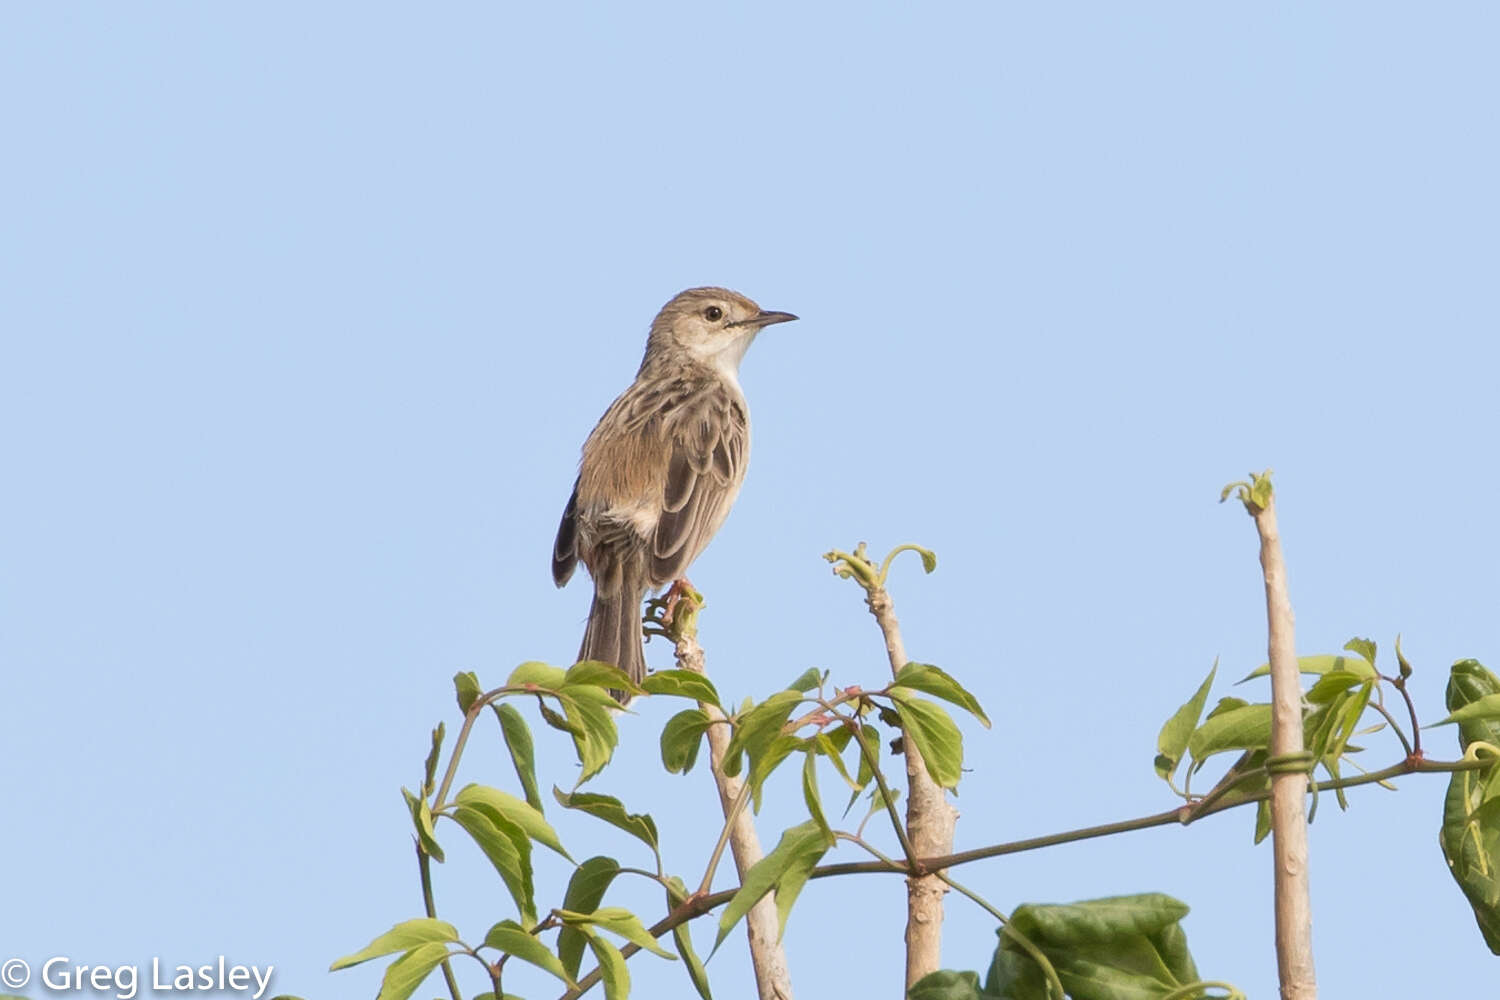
<box><xmin>559</xmin><ymin>751</ymin><xmax>1484</xmax><ymax>999</ymax></box>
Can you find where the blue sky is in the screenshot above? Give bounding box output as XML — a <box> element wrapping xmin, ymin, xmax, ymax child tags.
<box><xmin>4</xmin><ymin>4</ymin><xmax>1498</xmax><ymax>998</ymax></box>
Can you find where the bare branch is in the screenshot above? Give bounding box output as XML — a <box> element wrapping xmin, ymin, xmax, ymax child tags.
<box><xmin>674</xmin><ymin>609</ymin><xmax>795</xmax><ymax>1000</ymax></box>
<box><xmin>1235</xmin><ymin>475</ymin><xmax>1318</xmax><ymax>998</ymax></box>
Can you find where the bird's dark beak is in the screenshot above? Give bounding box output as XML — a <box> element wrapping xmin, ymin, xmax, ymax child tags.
<box><xmin>741</xmin><ymin>310</ymin><xmax>798</xmax><ymax>329</ymax></box>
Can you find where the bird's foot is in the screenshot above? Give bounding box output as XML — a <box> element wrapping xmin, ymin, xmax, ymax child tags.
<box><xmin>643</xmin><ymin>579</ymin><xmax>704</xmax><ymax>643</ymax></box>
<box><xmin>662</xmin><ymin>577</ymin><xmax>698</xmax><ymax>626</ymax></box>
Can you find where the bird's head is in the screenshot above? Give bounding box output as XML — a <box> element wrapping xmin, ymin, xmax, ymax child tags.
<box><xmin>643</xmin><ymin>287</ymin><xmax>797</xmax><ymax>378</ymax></box>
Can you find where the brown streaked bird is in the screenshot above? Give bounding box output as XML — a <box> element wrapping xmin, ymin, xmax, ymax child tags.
<box><xmin>552</xmin><ymin>287</ymin><xmax>797</xmax><ymax>696</ymax></box>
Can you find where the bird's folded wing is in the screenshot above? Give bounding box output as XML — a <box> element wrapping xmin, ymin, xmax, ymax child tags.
<box><xmin>551</xmin><ymin>479</ymin><xmax>580</xmax><ymax>586</ymax></box>
<box><xmin>651</xmin><ymin>382</ymin><xmax>747</xmax><ymax>584</ymax></box>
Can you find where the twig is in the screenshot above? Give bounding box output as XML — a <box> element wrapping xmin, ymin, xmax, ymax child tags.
<box><xmin>1365</xmin><ymin>697</ymin><xmax>1413</xmax><ymax>759</ymax></box>
<box><xmin>418</xmin><ymin>843</ymin><xmax>463</xmax><ymax>1000</ymax></box>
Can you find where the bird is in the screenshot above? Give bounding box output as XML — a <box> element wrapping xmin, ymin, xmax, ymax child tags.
<box><xmin>552</xmin><ymin>287</ymin><xmax>797</xmax><ymax>697</ymax></box>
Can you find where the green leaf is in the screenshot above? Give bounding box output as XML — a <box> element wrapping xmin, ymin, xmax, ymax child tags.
<box><xmin>1447</xmin><ymin>660</ymin><xmax>1500</xmax><ymax>750</ymax></box>
<box><xmin>1440</xmin><ymin>658</ymin><xmax>1500</xmax><ymax>954</ymax></box>
<box><xmin>587</xmin><ymin>933</ymin><xmax>630</xmax><ymax>1000</ymax></box>
<box><xmin>748</xmin><ymin>733</ymin><xmax>804</xmax><ymax>810</ymax></box>
<box><xmin>331</xmin><ymin>918</ymin><xmax>460</xmax><ymax>970</ymax></box>
<box><xmin>1328</xmin><ymin>681</ymin><xmax>1374</xmax><ymax>762</ymax></box>
<box><xmin>483</xmin><ymin>920</ymin><xmax>574</xmax><ymax>987</ymax></box>
<box><xmin>802</xmin><ymin>750</ymin><xmax>831</xmax><ymax>840</ymax></box>
<box><xmin>1204</xmin><ymin>696</ymin><xmax>1248</xmax><ymax>719</ymax></box>
<box><xmin>812</xmin><ymin>731</ymin><xmax>859</xmax><ymax>792</ymax></box>
<box><xmin>786</xmin><ymin>667</ymin><xmax>824</xmax><ymax>692</ymax></box>
<box><xmin>557</xmin><ymin>685</ymin><xmax>620</xmax><ymax>782</ymax></box>
<box><xmin>1015</xmin><ymin>893</ymin><xmax>1188</xmax><ymax>941</ymax></box>
<box><xmin>374</xmin><ymin>941</ymin><xmax>452</xmax><ymax>1000</ymax></box>
<box><xmin>1306</xmin><ymin>670</ymin><xmax>1366</xmax><ymax>705</ymax></box>
<box><xmin>1149</xmin><ymin>919</ymin><xmax>1200</xmax><ymax>984</ymax></box>
<box><xmin>988</xmin><ymin>894</ymin><xmax>1211</xmax><ymax>1000</ymax></box>
<box><xmin>451</xmin><ymin>803</ymin><xmax>536</xmax><ymax>926</ymax></box>
<box><xmin>889</xmin><ymin>693</ymin><xmax>965</xmax><ymax>789</ymax></box>
<box><xmin>508</xmin><ymin>661</ymin><xmax>568</xmax><ymax>691</ymax></box>
<box><xmin>1440</xmin><ymin>761</ymin><xmax>1500</xmax><ymax>954</ymax></box>
<box><xmin>908</xmin><ymin>969</ymin><xmax>997</xmax><ymax>1000</ymax></box>
<box><xmin>910</xmin><ymin>545</ymin><xmax>939</xmax><ymax>573</ymax></box>
<box><xmin>1343</xmin><ymin>636</ymin><xmax>1378</xmax><ymax>668</ymax></box>
<box><xmin>1187</xmin><ymin>703</ymin><xmax>1271</xmax><ymax>762</ymax></box>
<box><xmin>661</xmin><ymin>708</ymin><xmax>713</xmax><ymax>775</ymax></box>
<box><xmin>401</xmin><ymin>787</ymin><xmax>444</xmax><ymax>862</ymax></box>
<box><xmin>722</xmin><ymin>689</ymin><xmax>804</xmax><ymax>778</ymax></box>
<box><xmin>561</xmin><ymin>906</ymin><xmax>677</xmax><ymax>960</ymax></box>
<box><xmin>665</xmin><ymin>876</ymin><xmax>713</xmax><ymax>1000</ymax></box>
<box><xmin>456</xmin><ymin>783</ymin><xmax>570</xmax><ymax>860</ymax></box>
<box><xmin>558</xmin><ymin>857</ymin><xmax>621</xmax><ymax>978</ymax></box>
<box><xmin>1430</xmin><ymin>694</ymin><xmax>1500</xmax><ymax>730</ymax></box>
<box><xmin>861</xmin><ymin>784</ymin><xmax>901</xmax><ymax>827</ymax></box>
<box><xmin>423</xmin><ymin>722</ymin><xmax>445</xmax><ymax>797</ymax></box>
<box><xmin>847</xmin><ymin>723</ymin><xmax>882</xmax><ymax>815</ymax></box>
<box><xmin>455</xmin><ymin>670</ymin><xmax>483</xmax><ymax>713</ymax></box>
<box><xmin>714</xmin><ymin>820</ymin><xmax>831</xmax><ymax>952</ymax></box>
<box><xmin>641</xmin><ymin>669</ymin><xmax>722</xmax><ymax>707</ymax></box>
<box><xmin>893</xmin><ymin>662</ymin><xmax>992</xmax><ymax>727</ymax></box>
<box><xmin>554</xmin><ymin>788</ymin><xmax>659</xmax><ymax>850</ymax></box>
<box><xmin>538</xmin><ymin>700</ymin><xmax>583</xmax><ymax>736</ymax></box>
<box><xmin>1238</xmin><ymin>653</ymin><xmax>1374</xmax><ymax>684</ymax></box>
<box><xmin>493</xmin><ymin>703</ymin><xmax>543</xmax><ymax>813</ymax></box>
<box><xmin>566</xmin><ymin>659</ymin><xmax>644</xmax><ymax>697</ymax></box>
<box><xmin>1395</xmin><ymin>634</ymin><xmax>1414</xmax><ymax>679</ymax></box>
<box><xmin>771</xmin><ymin>833</ymin><xmax>828</xmax><ymax>940</ymax></box>
<box><xmin>1254</xmin><ymin>799</ymin><xmax>1272</xmax><ymax>844</ymax></box>
<box><xmin>1155</xmin><ymin>661</ymin><xmax>1217</xmax><ymax>782</ymax></box>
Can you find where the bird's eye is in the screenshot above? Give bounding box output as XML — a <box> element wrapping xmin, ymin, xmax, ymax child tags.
<box><xmin>704</xmin><ymin>306</ymin><xmax>724</xmax><ymax>322</ymax></box>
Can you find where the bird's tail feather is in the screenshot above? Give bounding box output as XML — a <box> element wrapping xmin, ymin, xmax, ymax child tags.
<box><xmin>579</xmin><ymin>584</ymin><xmax>645</xmax><ymax>703</ymax></box>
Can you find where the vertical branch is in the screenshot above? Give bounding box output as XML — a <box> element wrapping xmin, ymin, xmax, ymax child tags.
<box><xmin>672</xmin><ymin>610</ymin><xmax>795</xmax><ymax>1000</ymax></box>
<box><xmin>867</xmin><ymin>582</ymin><xmax>958</xmax><ymax>990</ymax></box>
<box><xmin>417</xmin><ymin>845</ymin><xmax>463</xmax><ymax>1000</ymax></box>
<box><xmin>1232</xmin><ymin>473</ymin><xmax>1317</xmax><ymax>999</ymax></box>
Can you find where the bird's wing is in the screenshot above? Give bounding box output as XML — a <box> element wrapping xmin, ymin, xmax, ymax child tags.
<box><xmin>552</xmin><ymin>478</ymin><xmax>580</xmax><ymax>586</ymax></box>
<box><xmin>650</xmin><ymin>379</ymin><xmax>749</xmax><ymax>584</ymax></box>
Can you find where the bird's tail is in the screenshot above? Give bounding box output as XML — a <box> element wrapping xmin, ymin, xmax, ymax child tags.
<box><xmin>579</xmin><ymin>583</ymin><xmax>646</xmax><ymax>703</ymax></box>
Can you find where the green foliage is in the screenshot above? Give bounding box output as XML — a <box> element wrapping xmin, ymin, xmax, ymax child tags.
<box><xmin>483</xmin><ymin>921</ymin><xmax>574</xmax><ymax>987</ymax></box>
<box><xmin>1438</xmin><ymin>659</ymin><xmax>1500</xmax><ymax>954</ymax></box>
<box><xmin>451</xmin><ymin>796</ymin><xmax>537</xmax><ymax>925</ymax></box>
<box><xmin>894</xmin><ymin>662</ymin><xmax>992</xmax><ymax>728</ymax></box>
<box><xmin>640</xmin><ymin>668</ymin><xmax>721</xmax><ymax>706</ymax></box>
<box><xmin>1235</xmin><ymin>652</ymin><xmax>1374</xmax><ymax>684</ymax></box>
<box><xmin>1219</xmin><ymin>468</ymin><xmax>1273</xmax><ymax>512</ymax></box>
<box><xmin>401</xmin><ymin>786</ymin><xmax>443</xmax><ymax>862</ymax></box>
<box><xmin>1153</xmin><ymin>638</ymin><xmax>1392</xmax><ymax>830</ymax></box>
<box><xmin>331</xmin><ymin>918</ymin><xmax>459</xmax><ymax>971</ymax></box>
<box><xmin>715</xmin><ymin>820</ymin><xmax>833</xmax><ymax>952</ymax></box>
<box><xmin>915</xmin><ymin>895</ymin><xmax>1228</xmax><ymax>1000</ymax></box>
<box><xmin>558</xmin><ymin>907</ymin><xmax>677</xmax><ymax>960</ymax></box>
<box><xmin>553</xmin><ymin>788</ymin><xmax>660</xmax><ymax>853</ymax></box>
<box><xmin>1154</xmin><ymin>661</ymin><xmax>1216</xmax><ymax>782</ymax></box>
<box><xmin>660</xmin><ymin>708</ymin><xmax>713</xmax><ymax>774</ymax></box>
<box><xmin>890</xmin><ymin>693</ymin><xmax>965</xmax><ymax>789</ymax></box>
<box><xmin>558</xmin><ymin>858</ymin><xmax>622</xmax><ymax>978</ymax></box>
<box><xmin>494</xmin><ymin>703</ymin><xmax>543</xmax><ymax>812</ymax></box>
<box><xmin>333</xmin><ymin>503</ymin><xmax>1500</xmax><ymax>1000</ymax></box>
<box><xmin>423</xmin><ymin>722</ymin><xmax>445</xmax><ymax>796</ymax></box>
<box><xmin>456</xmin><ymin>784</ymin><xmax>570</xmax><ymax>860</ymax></box>
<box><xmin>665</xmin><ymin>875</ymin><xmax>715</xmax><ymax>1000</ymax></box>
